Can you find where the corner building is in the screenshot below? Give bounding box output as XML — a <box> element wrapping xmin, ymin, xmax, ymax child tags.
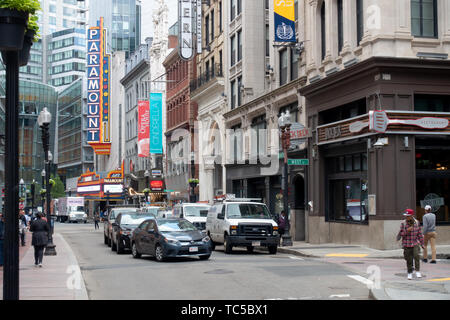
<box><xmin>300</xmin><ymin>0</ymin><xmax>450</xmax><ymax>249</ymax></box>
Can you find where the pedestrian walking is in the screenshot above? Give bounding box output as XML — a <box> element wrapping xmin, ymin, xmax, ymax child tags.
<box><xmin>29</xmin><ymin>212</ymin><xmax>49</xmax><ymax>267</ymax></box>
<box><xmin>0</xmin><ymin>213</ymin><xmax>5</xmax><ymax>267</ymax></box>
<box><xmin>422</xmin><ymin>205</ymin><xmax>437</xmax><ymax>264</ymax></box>
<box><xmin>278</xmin><ymin>211</ymin><xmax>287</xmax><ymax>242</ymax></box>
<box><xmin>397</xmin><ymin>209</ymin><xmax>424</xmax><ymax>280</ymax></box>
<box><xmin>19</xmin><ymin>210</ymin><xmax>27</xmax><ymax>246</ymax></box>
<box><xmin>94</xmin><ymin>212</ymin><xmax>100</xmax><ymax>230</ymax></box>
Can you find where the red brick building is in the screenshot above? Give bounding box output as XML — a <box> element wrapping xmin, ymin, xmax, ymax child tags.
<box><xmin>163</xmin><ymin>45</ymin><xmax>198</xmax><ymax>202</ymax></box>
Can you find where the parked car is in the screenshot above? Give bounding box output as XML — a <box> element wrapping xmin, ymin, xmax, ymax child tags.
<box><xmin>104</xmin><ymin>207</ymin><xmax>140</xmax><ymax>247</ymax></box>
<box><xmin>172</xmin><ymin>203</ymin><xmax>211</xmax><ymax>230</ymax></box>
<box><xmin>110</xmin><ymin>212</ymin><xmax>156</xmax><ymax>254</ymax></box>
<box><xmin>131</xmin><ymin>218</ymin><xmax>212</xmax><ymax>262</ymax></box>
<box><xmin>205</xmin><ymin>198</ymin><xmax>279</xmax><ymax>254</ymax></box>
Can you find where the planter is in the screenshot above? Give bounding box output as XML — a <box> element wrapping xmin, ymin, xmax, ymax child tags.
<box><xmin>19</xmin><ymin>29</ymin><xmax>34</xmax><ymax>66</ymax></box>
<box><xmin>189</xmin><ymin>182</ymin><xmax>198</xmax><ymax>188</ymax></box>
<box><xmin>0</xmin><ymin>9</ymin><xmax>28</xmax><ymax>51</ymax></box>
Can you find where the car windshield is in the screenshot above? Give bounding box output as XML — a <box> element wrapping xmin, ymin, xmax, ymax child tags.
<box><xmin>70</xmin><ymin>206</ymin><xmax>84</xmax><ymax>212</ymax></box>
<box><xmin>227</xmin><ymin>203</ymin><xmax>272</xmax><ymax>219</ymax></box>
<box><xmin>183</xmin><ymin>206</ymin><xmax>210</xmax><ymax>217</ymax></box>
<box><xmin>157</xmin><ymin>219</ymin><xmax>197</xmax><ymax>232</ymax></box>
<box><xmin>120</xmin><ymin>214</ymin><xmax>155</xmax><ymax>226</ymax></box>
<box><xmin>144</xmin><ymin>207</ymin><xmax>160</xmax><ymax>215</ymax></box>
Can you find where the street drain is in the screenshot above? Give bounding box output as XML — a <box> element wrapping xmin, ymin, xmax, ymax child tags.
<box><xmin>204</xmin><ymin>269</ymin><xmax>234</xmax><ymax>275</ymax></box>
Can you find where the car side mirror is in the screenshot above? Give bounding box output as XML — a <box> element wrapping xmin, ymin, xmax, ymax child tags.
<box><xmin>217</xmin><ymin>213</ymin><xmax>224</xmax><ymax>220</ymax></box>
<box><xmin>180</xmin><ymin>213</ymin><xmax>184</xmax><ymax>218</ymax></box>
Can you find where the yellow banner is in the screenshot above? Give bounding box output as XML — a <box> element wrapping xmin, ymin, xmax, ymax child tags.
<box><xmin>274</xmin><ymin>0</ymin><xmax>295</xmax><ymax>21</ymax></box>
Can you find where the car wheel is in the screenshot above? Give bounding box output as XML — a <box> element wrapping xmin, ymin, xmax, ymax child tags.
<box><xmin>247</xmin><ymin>246</ymin><xmax>254</xmax><ymax>253</ymax></box>
<box><xmin>199</xmin><ymin>254</ymin><xmax>210</xmax><ymax>261</ymax></box>
<box><xmin>268</xmin><ymin>245</ymin><xmax>277</xmax><ymax>254</ymax></box>
<box><xmin>155</xmin><ymin>244</ymin><xmax>165</xmax><ymax>262</ymax></box>
<box><xmin>132</xmin><ymin>242</ymin><xmax>141</xmax><ymax>259</ymax></box>
<box><xmin>224</xmin><ymin>234</ymin><xmax>232</xmax><ymax>254</ymax></box>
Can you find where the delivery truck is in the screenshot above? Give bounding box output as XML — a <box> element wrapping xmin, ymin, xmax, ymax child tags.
<box><xmin>57</xmin><ymin>197</ymin><xmax>87</xmax><ymax>223</ymax></box>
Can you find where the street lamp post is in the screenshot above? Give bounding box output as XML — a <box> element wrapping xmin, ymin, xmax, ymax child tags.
<box><xmin>190</xmin><ymin>151</ymin><xmax>196</xmax><ymax>203</ymax></box>
<box><xmin>144</xmin><ymin>170</ymin><xmax>150</xmax><ymax>203</ymax></box>
<box><xmin>278</xmin><ymin>111</ymin><xmax>293</xmax><ymax>247</ymax></box>
<box><xmin>38</xmin><ymin>108</ymin><xmax>56</xmax><ymax>256</ymax></box>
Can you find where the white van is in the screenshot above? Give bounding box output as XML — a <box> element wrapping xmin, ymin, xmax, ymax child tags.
<box><xmin>172</xmin><ymin>203</ymin><xmax>211</xmax><ymax>230</ymax></box>
<box><xmin>205</xmin><ymin>198</ymin><xmax>279</xmax><ymax>254</ymax></box>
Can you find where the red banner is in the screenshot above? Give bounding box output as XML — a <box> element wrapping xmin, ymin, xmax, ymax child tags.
<box><xmin>138</xmin><ymin>101</ymin><xmax>150</xmax><ymax>157</ymax></box>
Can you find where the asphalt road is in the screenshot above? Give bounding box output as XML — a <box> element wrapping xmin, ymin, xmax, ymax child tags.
<box><xmin>57</xmin><ymin>222</ymin><xmax>371</xmax><ymax>300</ymax></box>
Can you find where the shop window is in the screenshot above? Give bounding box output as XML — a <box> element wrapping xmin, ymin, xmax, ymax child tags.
<box><xmin>416</xmin><ymin>137</ymin><xmax>450</xmax><ymax>224</ymax></box>
<box><xmin>319</xmin><ymin>98</ymin><xmax>366</xmax><ymax>125</ymax></box>
<box><xmin>329</xmin><ymin>179</ymin><xmax>368</xmax><ymax>222</ymax></box>
<box><xmin>411</xmin><ymin>0</ymin><xmax>438</xmax><ymax>38</ymax></box>
<box><xmin>414</xmin><ymin>94</ymin><xmax>450</xmax><ymax>113</ymax></box>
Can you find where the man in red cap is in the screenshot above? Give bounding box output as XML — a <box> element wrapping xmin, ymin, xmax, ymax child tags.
<box><xmin>397</xmin><ymin>209</ymin><xmax>424</xmax><ymax>280</ymax></box>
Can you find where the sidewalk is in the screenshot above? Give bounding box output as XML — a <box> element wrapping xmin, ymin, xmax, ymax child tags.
<box><xmin>0</xmin><ymin>232</ymin><xmax>88</xmax><ymax>300</ymax></box>
<box><xmin>277</xmin><ymin>241</ymin><xmax>450</xmax><ymax>300</ymax></box>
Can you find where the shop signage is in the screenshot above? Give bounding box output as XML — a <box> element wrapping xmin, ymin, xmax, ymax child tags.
<box><xmin>150</xmin><ymin>180</ymin><xmax>164</xmax><ymax>191</ymax></box>
<box><xmin>369</xmin><ymin>110</ymin><xmax>449</xmax><ymax>133</ymax></box>
<box><xmin>420</xmin><ymin>193</ymin><xmax>444</xmax><ymax>213</ymax></box>
<box><xmin>288</xmin><ymin>159</ymin><xmax>309</xmax><ymax>166</ymax></box>
<box><xmin>290</xmin><ymin>122</ymin><xmax>310</xmax><ymax>148</ymax></box>
<box><xmin>87</xmin><ymin>17</ymin><xmax>111</xmax><ymax>155</ymax></box>
<box><xmin>325</xmin><ymin>126</ymin><xmax>341</xmax><ymax>140</ymax></box>
<box><xmin>196</xmin><ymin>0</ymin><xmax>202</xmax><ymax>54</ymax></box>
<box><xmin>152</xmin><ymin>170</ymin><xmax>162</xmax><ymax>176</ymax></box>
<box><xmin>318</xmin><ymin>111</ymin><xmax>450</xmax><ymax>145</ymax></box>
<box><xmin>138</xmin><ymin>100</ymin><xmax>150</xmax><ymax>158</ymax></box>
<box><xmin>274</xmin><ymin>0</ymin><xmax>296</xmax><ymax>42</ymax></box>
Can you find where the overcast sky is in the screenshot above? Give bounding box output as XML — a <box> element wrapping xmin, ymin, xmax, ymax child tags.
<box><xmin>141</xmin><ymin>0</ymin><xmax>178</xmax><ymax>40</ymax></box>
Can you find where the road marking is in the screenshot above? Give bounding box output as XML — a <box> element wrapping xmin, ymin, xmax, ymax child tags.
<box><xmin>289</xmin><ymin>256</ymin><xmax>304</xmax><ymax>261</ymax></box>
<box><xmin>347</xmin><ymin>275</ymin><xmax>374</xmax><ymax>287</ymax></box>
<box><xmin>330</xmin><ymin>294</ymin><xmax>350</xmax><ymax>298</ymax></box>
<box><xmin>326</xmin><ymin>253</ymin><xmax>369</xmax><ymax>258</ymax></box>
<box><xmin>427</xmin><ymin>277</ymin><xmax>450</xmax><ymax>282</ymax></box>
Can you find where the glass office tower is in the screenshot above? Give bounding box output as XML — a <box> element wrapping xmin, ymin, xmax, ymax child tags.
<box><xmin>89</xmin><ymin>0</ymin><xmax>141</xmax><ymax>57</ymax></box>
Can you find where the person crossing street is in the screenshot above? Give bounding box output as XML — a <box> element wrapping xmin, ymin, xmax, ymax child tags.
<box><xmin>397</xmin><ymin>209</ymin><xmax>424</xmax><ymax>280</ymax></box>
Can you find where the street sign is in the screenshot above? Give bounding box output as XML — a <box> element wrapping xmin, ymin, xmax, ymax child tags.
<box><xmin>288</xmin><ymin>159</ymin><xmax>309</xmax><ymax>166</ymax></box>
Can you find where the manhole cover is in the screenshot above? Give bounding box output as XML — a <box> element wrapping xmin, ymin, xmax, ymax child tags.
<box><xmin>204</xmin><ymin>269</ymin><xmax>234</xmax><ymax>275</ymax></box>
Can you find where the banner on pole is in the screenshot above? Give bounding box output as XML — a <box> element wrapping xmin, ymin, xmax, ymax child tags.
<box><xmin>150</xmin><ymin>93</ymin><xmax>163</xmax><ymax>154</ymax></box>
<box><xmin>274</xmin><ymin>0</ymin><xmax>296</xmax><ymax>42</ymax></box>
<box><xmin>138</xmin><ymin>100</ymin><xmax>150</xmax><ymax>158</ymax></box>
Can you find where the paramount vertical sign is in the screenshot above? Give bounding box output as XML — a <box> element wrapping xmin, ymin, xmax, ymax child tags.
<box><xmin>87</xmin><ymin>17</ymin><xmax>111</xmax><ymax>155</ymax></box>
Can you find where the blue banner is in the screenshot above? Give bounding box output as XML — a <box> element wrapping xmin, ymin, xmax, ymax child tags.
<box><xmin>150</xmin><ymin>93</ymin><xmax>163</xmax><ymax>154</ymax></box>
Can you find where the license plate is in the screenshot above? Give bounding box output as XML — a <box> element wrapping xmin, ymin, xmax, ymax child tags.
<box><xmin>189</xmin><ymin>247</ymin><xmax>198</xmax><ymax>253</ymax></box>
<box><xmin>252</xmin><ymin>241</ymin><xmax>261</xmax><ymax>247</ymax></box>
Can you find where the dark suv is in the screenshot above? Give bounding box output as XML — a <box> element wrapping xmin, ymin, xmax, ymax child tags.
<box><xmin>110</xmin><ymin>212</ymin><xmax>156</xmax><ymax>254</ymax></box>
<box><xmin>104</xmin><ymin>207</ymin><xmax>140</xmax><ymax>247</ymax></box>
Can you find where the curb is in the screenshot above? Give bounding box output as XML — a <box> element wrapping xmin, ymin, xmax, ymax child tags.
<box><xmin>55</xmin><ymin>233</ymin><xmax>89</xmax><ymax>300</ymax></box>
<box><xmin>277</xmin><ymin>247</ymin><xmax>319</xmax><ymax>258</ymax></box>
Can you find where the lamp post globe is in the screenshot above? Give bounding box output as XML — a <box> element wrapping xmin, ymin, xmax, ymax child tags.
<box><xmin>38</xmin><ymin>107</ymin><xmax>52</xmax><ymax>127</ymax></box>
